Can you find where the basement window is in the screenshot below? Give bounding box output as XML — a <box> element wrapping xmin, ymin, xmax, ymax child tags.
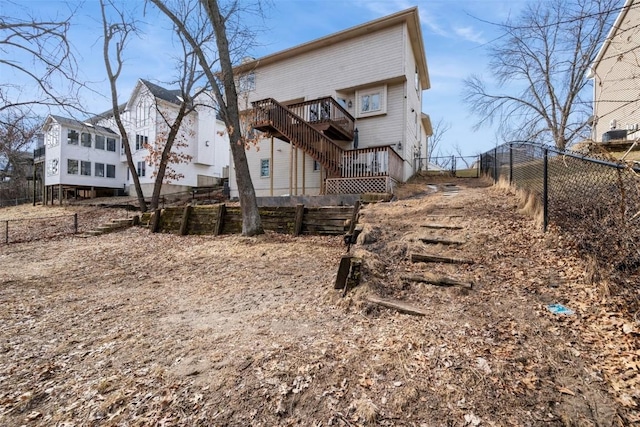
<box><xmin>260</xmin><ymin>158</ymin><xmax>270</xmax><ymax>178</ymax></box>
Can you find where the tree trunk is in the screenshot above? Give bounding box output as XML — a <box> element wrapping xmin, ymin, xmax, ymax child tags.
<box><xmin>205</xmin><ymin>0</ymin><xmax>263</xmax><ymax>236</ymax></box>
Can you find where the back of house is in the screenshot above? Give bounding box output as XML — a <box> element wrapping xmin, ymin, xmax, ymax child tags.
<box><xmin>229</xmin><ymin>7</ymin><xmax>432</xmax><ymax>198</ymax></box>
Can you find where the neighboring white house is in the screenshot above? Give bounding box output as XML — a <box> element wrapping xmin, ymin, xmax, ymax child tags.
<box><xmin>589</xmin><ymin>0</ymin><xmax>640</xmax><ymax>143</ymax></box>
<box><xmin>40</xmin><ymin>79</ymin><xmax>229</xmax><ymax>201</ymax></box>
<box><xmin>40</xmin><ymin>115</ymin><xmax>124</xmax><ymax>200</ymax></box>
<box><xmin>229</xmin><ymin>7</ymin><xmax>432</xmax><ymax>198</ymax></box>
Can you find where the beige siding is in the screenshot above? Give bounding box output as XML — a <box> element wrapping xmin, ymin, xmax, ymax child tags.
<box><xmin>593</xmin><ymin>3</ymin><xmax>640</xmax><ymax>141</ymax></box>
<box><xmin>229</xmin><ymin>18</ymin><xmax>431</xmax><ymax>196</ymax></box>
<box><xmin>403</xmin><ymin>25</ymin><xmax>424</xmax><ymax>180</ymax></box>
<box><xmin>356</xmin><ymin>83</ymin><xmax>406</xmax><ymax>148</ymax></box>
<box><xmin>230</xmin><ymin>138</ymin><xmax>322</xmax><ymax>197</ymax></box>
<box><xmin>244</xmin><ymin>25</ymin><xmax>405</xmax><ymax>106</ymax></box>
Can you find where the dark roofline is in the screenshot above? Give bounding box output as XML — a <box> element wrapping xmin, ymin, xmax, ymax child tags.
<box><xmin>86</xmin><ymin>103</ymin><xmax>127</xmax><ymax>125</ymax></box>
<box><xmin>47</xmin><ymin>114</ymin><xmax>119</xmax><ymax>136</ymax></box>
<box><xmin>140</xmin><ymin>79</ymin><xmax>182</xmax><ymax>105</ymax></box>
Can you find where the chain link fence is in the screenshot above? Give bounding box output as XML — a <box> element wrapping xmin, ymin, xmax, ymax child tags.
<box><xmin>416</xmin><ymin>155</ymin><xmax>480</xmax><ymax>177</ymax></box>
<box><xmin>480</xmin><ymin>142</ymin><xmax>640</xmax><ymax>292</ymax></box>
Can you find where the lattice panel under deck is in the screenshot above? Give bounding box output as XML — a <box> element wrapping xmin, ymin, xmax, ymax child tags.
<box><xmin>325</xmin><ymin>177</ymin><xmax>396</xmax><ymax>194</ymax></box>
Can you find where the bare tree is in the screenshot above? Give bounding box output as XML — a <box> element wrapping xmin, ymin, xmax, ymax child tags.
<box><xmin>463</xmin><ymin>0</ymin><xmax>620</xmax><ymax>150</ymax></box>
<box><xmin>0</xmin><ymin>111</ymin><xmax>38</xmax><ymax>187</ymax></box>
<box><xmin>150</xmin><ymin>0</ymin><xmax>264</xmax><ymax>236</ymax></box>
<box><xmin>99</xmin><ymin>0</ymin><xmax>147</xmax><ymax>212</ymax></box>
<box><xmin>0</xmin><ymin>3</ymin><xmax>86</xmax><ymax>115</ymax></box>
<box><xmin>146</xmin><ymin>34</ymin><xmax>209</xmax><ymax>211</ymax></box>
<box><xmin>427</xmin><ymin>118</ymin><xmax>451</xmax><ymax>163</ymax></box>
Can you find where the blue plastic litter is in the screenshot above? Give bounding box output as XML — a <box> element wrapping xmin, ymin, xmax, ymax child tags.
<box><xmin>546</xmin><ymin>303</ymin><xmax>574</xmax><ymax>315</ymax></box>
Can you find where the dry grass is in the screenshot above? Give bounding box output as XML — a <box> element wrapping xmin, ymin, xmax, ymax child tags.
<box><xmin>1</xmin><ymin>179</ymin><xmax>638</xmax><ymax>426</ymax></box>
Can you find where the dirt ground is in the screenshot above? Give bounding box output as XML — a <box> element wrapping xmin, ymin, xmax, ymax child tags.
<box><xmin>0</xmin><ymin>177</ymin><xmax>638</xmax><ymax>426</ymax></box>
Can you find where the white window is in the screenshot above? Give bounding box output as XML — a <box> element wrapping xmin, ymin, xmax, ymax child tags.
<box><xmin>95</xmin><ymin>162</ymin><xmax>105</xmax><ymax>177</ymax></box>
<box><xmin>67</xmin><ymin>130</ymin><xmax>79</xmax><ymax>145</ymax></box>
<box><xmin>238</xmin><ymin>72</ymin><xmax>256</xmax><ymax>93</ymax></box>
<box><xmin>45</xmin><ymin>123</ymin><xmax>60</xmax><ymax>148</ymax></box>
<box><xmin>106</xmin><ymin>164</ymin><xmax>116</xmax><ymax>178</ymax></box>
<box><xmin>136</xmin><ymin>99</ymin><xmax>150</xmax><ymax>127</ymax></box>
<box><xmin>313</xmin><ymin>160</ymin><xmax>321</xmax><ymax>172</ymax></box>
<box><xmin>47</xmin><ymin>158</ymin><xmax>59</xmax><ymax>176</ymax></box>
<box><xmin>80</xmin><ymin>161</ymin><xmax>91</xmax><ymax>176</ymax></box>
<box><xmin>356</xmin><ymin>85</ymin><xmax>386</xmax><ymax>118</ymax></box>
<box><xmin>137</xmin><ymin>161</ymin><xmax>146</xmax><ymax>177</ymax></box>
<box><xmin>67</xmin><ymin>159</ymin><xmax>78</xmax><ymax>175</ymax></box>
<box><xmin>81</xmin><ymin>132</ymin><xmax>92</xmax><ymax>147</ymax></box>
<box><xmin>106</xmin><ymin>137</ymin><xmax>116</xmax><ymax>152</ymax></box>
<box><xmin>95</xmin><ymin>135</ymin><xmax>105</xmax><ymax>150</ymax></box>
<box><xmin>260</xmin><ymin>158</ymin><xmax>270</xmax><ymax>178</ymax></box>
<box><xmin>136</xmin><ymin>134</ymin><xmax>148</xmax><ymax>150</ymax></box>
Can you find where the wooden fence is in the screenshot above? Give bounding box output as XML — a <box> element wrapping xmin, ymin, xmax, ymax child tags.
<box><xmin>143</xmin><ymin>203</ymin><xmax>355</xmax><ymax>236</ymax></box>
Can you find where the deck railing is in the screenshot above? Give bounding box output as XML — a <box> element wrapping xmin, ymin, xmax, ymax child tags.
<box><xmin>341</xmin><ymin>146</ymin><xmax>403</xmax><ymax>181</ymax></box>
<box><xmin>252</xmin><ymin>98</ymin><xmax>344</xmax><ymax>176</ymax></box>
<box><xmin>287</xmin><ymin>97</ymin><xmax>355</xmax><ymax>138</ymax></box>
<box><xmin>33</xmin><ymin>146</ymin><xmax>46</xmax><ymax>161</ymax></box>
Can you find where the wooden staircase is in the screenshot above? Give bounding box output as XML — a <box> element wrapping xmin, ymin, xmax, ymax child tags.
<box><xmin>252</xmin><ymin>98</ymin><xmax>349</xmax><ymax>177</ymax></box>
<box><xmin>81</xmin><ymin>217</ymin><xmax>137</xmax><ymax>237</ymax></box>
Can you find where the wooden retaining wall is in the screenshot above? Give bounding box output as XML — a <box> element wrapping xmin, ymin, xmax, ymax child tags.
<box><xmin>143</xmin><ymin>203</ymin><xmax>355</xmax><ymax>236</ymax></box>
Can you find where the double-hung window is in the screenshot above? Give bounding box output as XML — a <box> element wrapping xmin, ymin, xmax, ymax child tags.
<box><xmin>95</xmin><ymin>135</ymin><xmax>105</xmax><ymax>150</ymax></box>
<box><xmin>356</xmin><ymin>85</ymin><xmax>387</xmax><ymax>118</ymax></box>
<box><xmin>106</xmin><ymin>137</ymin><xmax>116</xmax><ymax>152</ymax></box>
<box><xmin>135</xmin><ymin>134</ymin><xmax>148</xmax><ymax>150</ymax></box>
<box><xmin>80</xmin><ymin>161</ymin><xmax>91</xmax><ymax>176</ymax></box>
<box><xmin>81</xmin><ymin>132</ymin><xmax>92</xmax><ymax>147</ymax></box>
<box><xmin>137</xmin><ymin>161</ymin><xmax>146</xmax><ymax>177</ymax></box>
<box><xmin>260</xmin><ymin>159</ymin><xmax>270</xmax><ymax>178</ymax></box>
<box><xmin>67</xmin><ymin>130</ymin><xmax>79</xmax><ymax>145</ymax></box>
<box><xmin>67</xmin><ymin>159</ymin><xmax>78</xmax><ymax>175</ymax></box>
<box><xmin>95</xmin><ymin>162</ymin><xmax>105</xmax><ymax>177</ymax></box>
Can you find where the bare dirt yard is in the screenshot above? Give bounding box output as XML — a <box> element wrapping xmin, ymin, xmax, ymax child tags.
<box><xmin>1</xmin><ymin>177</ymin><xmax>638</xmax><ymax>426</ymax></box>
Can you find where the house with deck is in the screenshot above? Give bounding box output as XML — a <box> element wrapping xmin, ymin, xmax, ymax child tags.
<box><xmin>229</xmin><ymin>7</ymin><xmax>432</xmax><ymax>198</ymax></box>
<box><xmin>39</xmin><ymin>79</ymin><xmax>229</xmax><ymax>202</ymax></box>
<box><xmin>589</xmin><ymin>0</ymin><xmax>640</xmax><ymax>144</ymax></box>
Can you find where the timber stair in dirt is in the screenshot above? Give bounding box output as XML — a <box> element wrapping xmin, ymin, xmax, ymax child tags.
<box><xmin>81</xmin><ymin>217</ymin><xmax>138</xmax><ymax>237</ymax></box>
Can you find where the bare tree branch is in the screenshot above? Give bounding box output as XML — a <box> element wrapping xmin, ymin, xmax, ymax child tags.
<box><xmin>463</xmin><ymin>0</ymin><xmax>620</xmax><ymax>150</ymax></box>
<box><xmin>0</xmin><ymin>3</ymin><xmax>90</xmax><ymax>116</ymax></box>
<box><xmin>150</xmin><ymin>0</ymin><xmax>264</xmax><ymax>236</ymax></box>
<box><xmin>99</xmin><ymin>0</ymin><xmax>148</xmax><ymax>212</ymax></box>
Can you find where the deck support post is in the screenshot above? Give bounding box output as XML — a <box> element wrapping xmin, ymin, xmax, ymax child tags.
<box><xmin>270</xmin><ymin>136</ymin><xmax>274</xmax><ymax>196</ymax></box>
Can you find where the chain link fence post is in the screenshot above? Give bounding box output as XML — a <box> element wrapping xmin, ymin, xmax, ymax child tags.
<box><xmin>543</xmin><ymin>148</ymin><xmax>549</xmax><ymax>232</ymax></box>
<box><xmin>493</xmin><ymin>147</ymin><xmax>498</xmax><ymax>183</ymax></box>
<box><xmin>509</xmin><ymin>143</ymin><xmax>513</xmax><ymax>184</ymax></box>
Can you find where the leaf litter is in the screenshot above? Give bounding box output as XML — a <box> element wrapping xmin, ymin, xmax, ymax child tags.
<box><xmin>0</xmin><ymin>176</ymin><xmax>638</xmax><ymax>426</ymax></box>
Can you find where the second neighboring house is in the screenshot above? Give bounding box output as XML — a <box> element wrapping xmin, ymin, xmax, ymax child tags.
<box><xmin>40</xmin><ymin>79</ymin><xmax>229</xmax><ymax>201</ymax></box>
<box><xmin>589</xmin><ymin>0</ymin><xmax>640</xmax><ymax>143</ymax></box>
<box><xmin>229</xmin><ymin>7</ymin><xmax>432</xmax><ymax>198</ymax></box>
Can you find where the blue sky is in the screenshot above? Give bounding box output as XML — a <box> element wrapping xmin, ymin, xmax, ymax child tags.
<box><xmin>2</xmin><ymin>0</ymin><xmax>536</xmax><ymax>156</ymax></box>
